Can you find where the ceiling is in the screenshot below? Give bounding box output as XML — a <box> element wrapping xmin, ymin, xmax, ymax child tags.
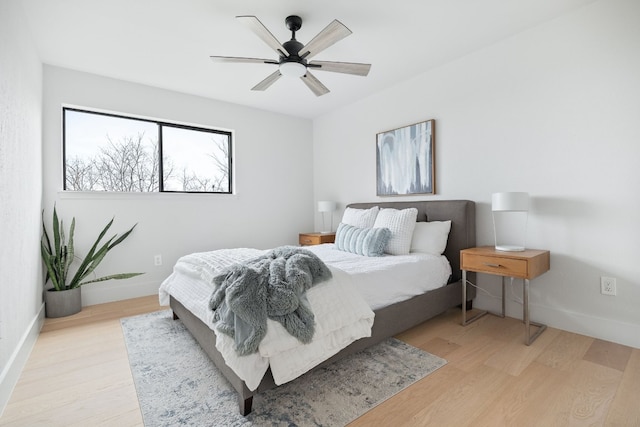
<box><xmin>21</xmin><ymin>0</ymin><xmax>594</xmax><ymax>119</ymax></box>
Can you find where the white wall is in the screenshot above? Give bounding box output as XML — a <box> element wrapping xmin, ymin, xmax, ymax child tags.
<box><xmin>42</xmin><ymin>66</ymin><xmax>314</xmax><ymax>305</ymax></box>
<box><xmin>0</xmin><ymin>0</ymin><xmax>44</xmax><ymax>414</ymax></box>
<box><xmin>313</xmin><ymin>0</ymin><xmax>640</xmax><ymax>348</ymax></box>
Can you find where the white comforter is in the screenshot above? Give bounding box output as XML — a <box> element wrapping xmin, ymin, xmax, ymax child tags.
<box><xmin>307</xmin><ymin>244</ymin><xmax>452</xmax><ymax>310</ymax></box>
<box><xmin>159</xmin><ymin>248</ymin><xmax>374</xmax><ymax>391</ymax></box>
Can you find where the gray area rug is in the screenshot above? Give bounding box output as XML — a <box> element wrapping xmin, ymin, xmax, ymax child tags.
<box><xmin>121</xmin><ymin>310</ymin><xmax>446</xmax><ymax>426</ymax></box>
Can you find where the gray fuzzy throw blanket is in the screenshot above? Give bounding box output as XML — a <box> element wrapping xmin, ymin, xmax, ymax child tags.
<box><xmin>209</xmin><ymin>246</ymin><xmax>333</xmax><ymax>355</ymax></box>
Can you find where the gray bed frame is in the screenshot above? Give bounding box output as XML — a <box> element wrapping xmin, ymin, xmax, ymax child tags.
<box><xmin>170</xmin><ymin>200</ymin><xmax>476</xmax><ymax>415</ymax></box>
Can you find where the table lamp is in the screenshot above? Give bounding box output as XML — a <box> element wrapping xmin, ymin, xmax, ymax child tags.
<box><xmin>492</xmin><ymin>192</ymin><xmax>529</xmax><ymax>251</ymax></box>
<box><xmin>317</xmin><ymin>201</ymin><xmax>336</xmax><ymax>234</ymax></box>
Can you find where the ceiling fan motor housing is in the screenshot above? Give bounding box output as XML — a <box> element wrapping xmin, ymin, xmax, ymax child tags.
<box><xmin>282</xmin><ymin>40</ymin><xmax>305</xmax><ymax>60</ymax></box>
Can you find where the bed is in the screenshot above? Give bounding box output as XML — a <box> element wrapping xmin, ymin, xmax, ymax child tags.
<box><xmin>161</xmin><ymin>200</ymin><xmax>476</xmax><ymax>415</ymax></box>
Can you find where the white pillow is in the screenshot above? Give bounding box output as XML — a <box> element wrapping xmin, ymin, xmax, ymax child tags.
<box><xmin>373</xmin><ymin>208</ymin><xmax>418</xmax><ymax>255</ymax></box>
<box><xmin>410</xmin><ymin>220</ymin><xmax>452</xmax><ymax>255</ymax></box>
<box><xmin>341</xmin><ymin>206</ymin><xmax>379</xmax><ymax>229</ymax></box>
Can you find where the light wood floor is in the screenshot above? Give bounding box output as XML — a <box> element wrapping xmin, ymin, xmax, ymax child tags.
<box><xmin>1</xmin><ymin>296</ymin><xmax>638</xmax><ymax>426</ymax></box>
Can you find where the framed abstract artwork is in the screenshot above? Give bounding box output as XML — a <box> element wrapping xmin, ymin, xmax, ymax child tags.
<box><xmin>376</xmin><ymin>119</ymin><xmax>435</xmax><ymax>196</ymax></box>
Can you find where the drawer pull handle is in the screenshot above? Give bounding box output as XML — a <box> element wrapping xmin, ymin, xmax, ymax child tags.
<box><xmin>483</xmin><ymin>262</ymin><xmax>503</xmax><ymax>268</ymax></box>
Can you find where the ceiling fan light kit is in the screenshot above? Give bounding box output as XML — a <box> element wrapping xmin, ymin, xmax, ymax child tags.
<box><xmin>210</xmin><ymin>14</ymin><xmax>371</xmax><ymax>96</ymax></box>
<box><xmin>279</xmin><ymin>61</ymin><xmax>306</xmax><ymax>78</ymax></box>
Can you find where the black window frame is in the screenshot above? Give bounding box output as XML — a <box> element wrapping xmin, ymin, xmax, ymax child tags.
<box><xmin>62</xmin><ymin>107</ymin><xmax>233</xmax><ymax>194</ymax></box>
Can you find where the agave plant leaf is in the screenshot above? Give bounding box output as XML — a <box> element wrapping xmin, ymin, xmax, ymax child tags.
<box><xmin>42</xmin><ymin>210</ymin><xmax>52</xmax><ymax>254</ymax></box>
<box><xmin>41</xmin><ymin>244</ymin><xmax>61</xmax><ymax>291</ymax></box>
<box><xmin>71</xmin><ymin>223</ymin><xmax>138</xmax><ymax>287</ymax></box>
<box><xmin>68</xmin><ymin>228</ymin><xmax>117</xmax><ymax>288</ymax></box>
<box><xmin>52</xmin><ymin>208</ymin><xmax>61</xmax><ymax>264</ymax></box>
<box><xmin>74</xmin><ymin>238</ymin><xmax>116</xmax><ymax>284</ymax></box>
<box><xmin>64</xmin><ymin>218</ymin><xmax>75</xmax><ymax>288</ymax></box>
<box><xmin>80</xmin><ymin>272</ymin><xmax>144</xmax><ymax>286</ymax></box>
<box><xmin>107</xmin><ymin>224</ymin><xmax>137</xmax><ymax>250</ymax></box>
<box><xmin>67</xmin><ymin>219</ymin><xmax>114</xmax><ymax>288</ymax></box>
<box><xmin>42</xmin><ymin>209</ymin><xmax>63</xmax><ymax>291</ymax></box>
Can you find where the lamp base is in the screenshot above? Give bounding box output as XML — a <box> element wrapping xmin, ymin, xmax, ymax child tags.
<box><xmin>495</xmin><ymin>245</ymin><xmax>525</xmax><ymax>252</ymax></box>
<box><xmin>319</xmin><ymin>231</ymin><xmax>333</xmax><ymax>234</ymax></box>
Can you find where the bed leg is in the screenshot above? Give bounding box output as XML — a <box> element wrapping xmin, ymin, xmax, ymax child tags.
<box><xmin>466</xmin><ymin>299</ymin><xmax>473</xmax><ymax>311</ymax></box>
<box><xmin>172</xmin><ymin>311</ymin><xmax>179</xmax><ymax>320</ymax></box>
<box><xmin>239</xmin><ymin>395</ymin><xmax>253</xmax><ymax>416</ymax></box>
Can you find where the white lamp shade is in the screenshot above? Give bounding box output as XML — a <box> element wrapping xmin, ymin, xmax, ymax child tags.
<box><xmin>317</xmin><ymin>201</ymin><xmax>336</xmax><ymax>212</ymax></box>
<box><xmin>492</xmin><ymin>192</ymin><xmax>529</xmax><ymax>212</ymax></box>
<box><xmin>492</xmin><ymin>192</ymin><xmax>529</xmax><ymax>251</ymax></box>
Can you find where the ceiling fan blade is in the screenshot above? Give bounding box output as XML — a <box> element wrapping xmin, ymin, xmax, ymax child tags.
<box><xmin>308</xmin><ymin>60</ymin><xmax>371</xmax><ymax>76</ymax></box>
<box><xmin>210</xmin><ymin>56</ymin><xmax>278</xmax><ymax>65</ymax></box>
<box><xmin>236</xmin><ymin>15</ymin><xmax>289</xmax><ymax>57</ymax></box>
<box><xmin>251</xmin><ymin>70</ymin><xmax>282</xmax><ymax>91</ymax></box>
<box><xmin>299</xmin><ymin>19</ymin><xmax>352</xmax><ymax>60</ymax></box>
<box><xmin>301</xmin><ymin>71</ymin><xmax>329</xmax><ymax>96</ymax></box>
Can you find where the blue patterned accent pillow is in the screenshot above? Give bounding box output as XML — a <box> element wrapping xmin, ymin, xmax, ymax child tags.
<box><xmin>335</xmin><ymin>223</ymin><xmax>391</xmax><ymax>257</ymax></box>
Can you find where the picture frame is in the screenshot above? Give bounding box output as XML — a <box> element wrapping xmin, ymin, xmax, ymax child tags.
<box><xmin>376</xmin><ymin>119</ymin><xmax>435</xmax><ymax>196</ymax></box>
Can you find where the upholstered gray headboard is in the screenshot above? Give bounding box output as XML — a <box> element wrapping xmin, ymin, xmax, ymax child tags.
<box><xmin>346</xmin><ymin>200</ymin><xmax>476</xmax><ymax>283</ymax></box>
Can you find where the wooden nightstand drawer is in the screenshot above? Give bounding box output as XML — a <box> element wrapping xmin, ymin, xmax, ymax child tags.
<box><xmin>461</xmin><ymin>246</ymin><xmax>550</xmax><ymax>280</ymax></box>
<box><xmin>461</xmin><ymin>254</ymin><xmax>528</xmax><ymax>278</ymax></box>
<box><xmin>299</xmin><ymin>232</ymin><xmax>335</xmax><ymax>246</ymax></box>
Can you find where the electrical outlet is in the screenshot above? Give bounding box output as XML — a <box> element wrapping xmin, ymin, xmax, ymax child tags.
<box><xmin>154</xmin><ymin>254</ymin><xmax>162</xmax><ymax>266</ymax></box>
<box><xmin>600</xmin><ymin>276</ymin><xmax>616</xmax><ymax>296</ymax></box>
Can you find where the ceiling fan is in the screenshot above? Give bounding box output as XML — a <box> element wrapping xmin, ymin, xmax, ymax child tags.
<box><xmin>210</xmin><ymin>15</ymin><xmax>371</xmax><ymax>96</ymax></box>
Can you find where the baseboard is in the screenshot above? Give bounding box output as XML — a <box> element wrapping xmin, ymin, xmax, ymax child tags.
<box><xmin>80</xmin><ymin>280</ymin><xmax>160</xmax><ymax>306</ymax></box>
<box><xmin>0</xmin><ymin>303</ymin><xmax>45</xmax><ymax>417</ymax></box>
<box><xmin>529</xmin><ymin>304</ymin><xmax>640</xmax><ymax>349</ymax></box>
<box><xmin>474</xmin><ymin>295</ymin><xmax>640</xmax><ymax>349</ymax></box>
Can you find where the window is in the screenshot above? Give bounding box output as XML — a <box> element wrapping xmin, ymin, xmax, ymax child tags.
<box><xmin>63</xmin><ymin>107</ymin><xmax>232</xmax><ymax>193</ymax></box>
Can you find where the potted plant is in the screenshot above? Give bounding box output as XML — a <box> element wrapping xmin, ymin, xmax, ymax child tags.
<box><xmin>41</xmin><ymin>206</ymin><xmax>143</xmax><ymax>318</ymax></box>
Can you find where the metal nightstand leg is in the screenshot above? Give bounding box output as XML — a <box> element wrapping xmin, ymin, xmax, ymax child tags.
<box><xmin>523</xmin><ymin>278</ymin><xmax>547</xmax><ymax>345</ymax></box>
<box><xmin>500</xmin><ymin>277</ymin><xmax>506</xmax><ymax>318</ymax></box>
<box><xmin>461</xmin><ymin>270</ymin><xmax>506</xmax><ymax>326</ymax></box>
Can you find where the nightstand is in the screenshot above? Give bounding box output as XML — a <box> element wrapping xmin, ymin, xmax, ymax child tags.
<box><xmin>460</xmin><ymin>246</ymin><xmax>550</xmax><ymax>345</ymax></box>
<box><xmin>299</xmin><ymin>232</ymin><xmax>336</xmax><ymax>246</ymax></box>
